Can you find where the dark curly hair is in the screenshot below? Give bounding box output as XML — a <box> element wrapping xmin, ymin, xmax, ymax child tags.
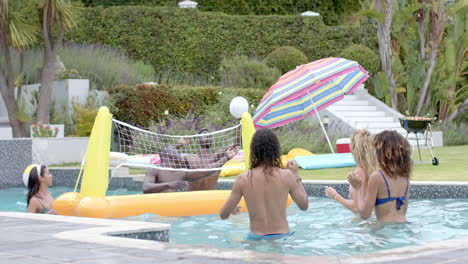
<box><xmin>374</xmin><ymin>130</ymin><xmax>412</xmax><ymax>179</ymax></box>
<box><xmin>249</xmin><ymin>128</ymin><xmax>282</xmax><ymax>178</ymax></box>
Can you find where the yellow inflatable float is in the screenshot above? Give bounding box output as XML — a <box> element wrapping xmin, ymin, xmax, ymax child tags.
<box><xmin>54</xmin><ymin>108</ymin><xmax>292</xmax><ymax>218</ymax></box>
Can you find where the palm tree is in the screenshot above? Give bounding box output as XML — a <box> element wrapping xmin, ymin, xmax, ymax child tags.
<box><xmin>359</xmin><ymin>0</ymin><xmax>398</xmax><ymax>110</ymax></box>
<box><xmin>0</xmin><ymin>0</ymin><xmax>37</xmax><ymax>137</ymax></box>
<box><xmin>35</xmin><ymin>0</ymin><xmax>76</xmax><ymax>124</ymax></box>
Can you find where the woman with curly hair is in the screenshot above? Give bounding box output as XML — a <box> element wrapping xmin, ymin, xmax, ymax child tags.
<box><xmin>220</xmin><ymin>128</ymin><xmax>308</xmax><ymax>240</ymax></box>
<box><xmin>349</xmin><ymin>130</ymin><xmax>412</xmax><ymax>222</ymax></box>
<box><xmin>325</xmin><ymin>130</ymin><xmax>378</xmax><ymax>213</ymax></box>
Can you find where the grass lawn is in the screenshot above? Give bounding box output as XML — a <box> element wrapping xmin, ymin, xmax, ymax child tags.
<box><xmin>222</xmin><ymin>145</ymin><xmax>468</xmax><ymax>181</ymax></box>
<box><xmin>50</xmin><ymin>145</ymin><xmax>467</xmax><ymax>181</ymax></box>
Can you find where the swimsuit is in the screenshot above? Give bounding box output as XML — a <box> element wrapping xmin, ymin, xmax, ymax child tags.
<box><xmin>37</xmin><ymin>193</ymin><xmax>52</xmax><ymax>214</ymax></box>
<box><xmin>246</xmin><ymin>231</ymin><xmax>295</xmax><ymax>241</ymax></box>
<box><xmin>375</xmin><ymin>170</ymin><xmax>409</xmax><ymax>210</ymax></box>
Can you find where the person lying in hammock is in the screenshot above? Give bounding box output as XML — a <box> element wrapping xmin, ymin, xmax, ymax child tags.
<box><xmin>142</xmin><ymin>135</ymin><xmax>240</xmax><ymax>194</ymax></box>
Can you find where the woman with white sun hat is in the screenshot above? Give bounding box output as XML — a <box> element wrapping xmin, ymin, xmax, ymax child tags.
<box><xmin>23</xmin><ymin>164</ymin><xmax>56</xmax><ymax>214</ymax></box>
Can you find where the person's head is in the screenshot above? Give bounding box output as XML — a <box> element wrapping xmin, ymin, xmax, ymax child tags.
<box><xmin>350</xmin><ymin>130</ymin><xmax>378</xmax><ymax>179</ymax></box>
<box><xmin>374</xmin><ymin>130</ymin><xmax>412</xmax><ymax>178</ymax></box>
<box><xmin>24</xmin><ymin>165</ymin><xmax>53</xmax><ymax>205</ymax></box>
<box><xmin>160</xmin><ymin>146</ymin><xmax>187</xmax><ymax>168</ymax></box>
<box><xmin>250</xmin><ymin>128</ymin><xmax>282</xmax><ymax>172</ymax></box>
<box><xmin>197</xmin><ymin>128</ymin><xmax>213</xmax><ymax>149</ymax></box>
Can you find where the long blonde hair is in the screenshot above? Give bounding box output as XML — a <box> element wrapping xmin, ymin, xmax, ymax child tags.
<box><xmin>350</xmin><ymin>130</ymin><xmax>378</xmax><ymax>183</ymax></box>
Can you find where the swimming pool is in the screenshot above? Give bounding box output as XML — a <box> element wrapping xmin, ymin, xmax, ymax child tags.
<box><xmin>2</xmin><ymin>187</ymin><xmax>468</xmax><ymax>256</ymax></box>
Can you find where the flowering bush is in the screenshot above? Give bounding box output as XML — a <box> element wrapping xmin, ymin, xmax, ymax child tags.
<box><xmin>31</xmin><ymin>122</ymin><xmax>59</xmax><ymax>137</ymax></box>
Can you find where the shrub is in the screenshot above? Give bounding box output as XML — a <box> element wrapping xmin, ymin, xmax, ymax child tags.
<box><xmin>275</xmin><ymin>119</ymin><xmax>348</xmax><ymax>154</ymax></box>
<box><xmin>67</xmin><ymin>7</ymin><xmax>377</xmax><ymax>79</ymax></box>
<box><xmin>8</xmin><ymin>43</ymin><xmax>156</xmax><ymax>90</ymax></box>
<box><xmin>71</xmin><ymin>94</ymin><xmax>101</xmax><ymax>137</ymax></box>
<box><xmin>266</xmin><ymin>46</ymin><xmax>308</xmax><ymax>74</ymax></box>
<box><xmin>85</xmin><ymin>0</ymin><xmax>361</xmax><ymax>26</ymax></box>
<box><xmin>339</xmin><ymin>44</ymin><xmax>380</xmax><ymax>75</ymax></box>
<box><xmin>59</xmin><ymin>43</ymin><xmax>155</xmax><ymax>90</ymax></box>
<box><xmin>434</xmin><ymin>122</ymin><xmax>468</xmax><ymax>146</ymax></box>
<box><xmin>30</xmin><ymin>123</ymin><xmax>59</xmax><ymax>138</ymax></box>
<box><xmin>220</xmin><ymin>55</ymin><xmax>281</xmax><ymax>89</ymax></box>
<box><xmin>108</xmin><ymin>84</ymin><xmax>220</xmax><ymax>127</ymax></box>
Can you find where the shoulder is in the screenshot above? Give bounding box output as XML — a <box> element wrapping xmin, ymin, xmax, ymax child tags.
<box><xmin>356</xmin><ymin>166</ymin><xmax>366</xmax><ymax>176</ymax></box>
<box><xmin>368</xmin><ymin>171</ymin><xmax>383</xmax><ymax>185</ymax></box>
<box><xmin>27</xmin><ymin>196</ymin><xmax>42</xmax><ymax>211</ymax></box>
<box><xmin>235</xmin><ymin>171</ymin><xmax>249</xmax><ymax>183</ymax></box>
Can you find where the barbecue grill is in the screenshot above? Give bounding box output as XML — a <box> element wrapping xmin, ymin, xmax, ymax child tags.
<box><xmin>399</xmin><ymin>117</ymin><xmax>439</xmax><ymax>165</ymax></box>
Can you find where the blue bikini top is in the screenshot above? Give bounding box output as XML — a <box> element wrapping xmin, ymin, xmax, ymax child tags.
<box><xmin>375</xmin><ymin>170</ymin><xmax>409</xmax><ymax>210</ymax></box>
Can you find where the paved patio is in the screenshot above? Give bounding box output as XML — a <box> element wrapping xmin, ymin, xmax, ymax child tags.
<box><xmin>1</xmin><ymin>211</ymin><xmax>468</xmax><ymax>264</ymax></box>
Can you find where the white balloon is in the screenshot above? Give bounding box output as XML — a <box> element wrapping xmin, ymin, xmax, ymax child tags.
<box><xmin>229</xmin><ymin>96</ymin><xmax>249</xmax><ymax>119</ymax></box>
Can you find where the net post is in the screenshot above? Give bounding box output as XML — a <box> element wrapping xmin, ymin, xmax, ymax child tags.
<box><xmin>241</xmin><ymin>112</ymin><xmax>255</xmax><ymax>169</ymax></box>
<box><xmin>81</xmin><ymin>106</ymin><xmax>112</xmax><ymax>197</ymax></box>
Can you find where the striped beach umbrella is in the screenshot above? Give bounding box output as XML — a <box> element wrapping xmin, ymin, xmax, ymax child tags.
<box><xmin>253</xmin><ymin>57</ymin><xmax>369</xmax><ymax>129</ymax></box>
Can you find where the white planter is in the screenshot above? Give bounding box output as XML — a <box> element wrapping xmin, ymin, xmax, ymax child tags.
<box><xmin>32</xmin><ymin>137</ymin><xmax>89</xmax><ymax>165</ymax></box>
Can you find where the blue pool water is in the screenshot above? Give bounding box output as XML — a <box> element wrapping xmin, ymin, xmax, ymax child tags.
<box><xmin>2</xmin><ymin>187</ymin><xmax>468</xmax><ymax>256</ymax></box>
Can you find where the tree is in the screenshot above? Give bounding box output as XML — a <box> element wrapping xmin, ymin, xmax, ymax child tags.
<box><xmin>0</xmin><ymin>0</ymin><xmax>37</xmax><ymax>137</ymax></box>
<box><xmin>415</xmin><ymin>0</ymin><xmax>447</xmax><ymax>115</ymax></box>
<box><xmin>360</xmin><ymin>0</ymin><xmax>398</xmax><ymax>110</ymax></box>
<box><xmin>35</xmin><ymin>0</ymin><xmax>76</xmax><ymax>124</ymax></box>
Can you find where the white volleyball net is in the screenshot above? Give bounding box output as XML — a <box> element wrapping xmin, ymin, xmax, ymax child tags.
<box><xmin>111</xmin><ymin>119</ymin><xmax>242</xmax><ymax>171</ymax></box>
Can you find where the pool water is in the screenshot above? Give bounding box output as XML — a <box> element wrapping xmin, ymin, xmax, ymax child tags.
<box><xmin>2</xmin><ymin>187</ymin><xmax>468</xmax><ymax>256</ymax></box>
<box><xmin>0</xmin><ymin>187</ymin><xmax>140</xmax><ymax>212</ymax></box>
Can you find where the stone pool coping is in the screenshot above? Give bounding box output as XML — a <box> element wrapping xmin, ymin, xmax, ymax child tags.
<box><xmin>1</xmin><ymin>211</ymin><xmax>468</xmax><ymax>263</ymax></box>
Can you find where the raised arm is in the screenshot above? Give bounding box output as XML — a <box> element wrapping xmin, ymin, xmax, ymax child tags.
<box><xmin>349</xmin><ymin>171</ymin><xmax>380</xmax><ymax>219</ymax></box>
<box><xmin>287</xmin><ymin>160</ymin><xmax>308</xmax><ymax>211</ymax></box>
<box><xmin>325</xmin><ymin>186</ymin><xmax>358</xmax><ymax>213</ymax></box>
<box><xmin>183</xmin><ymin>146</ymin><xmax>240</xmax><ymax>181</ymax></box>
<box><xmin>220</xmin><ymin>175</ymin><xmax>243</xmax><ymax>219</ymax></box>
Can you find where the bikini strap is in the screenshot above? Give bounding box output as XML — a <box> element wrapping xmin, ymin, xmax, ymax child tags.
<box><xmin>378</xmin><ymin>170</ymin><xmax>391</xmax><ymax>198</ymax></box>
<box><xmin>35</xmin><ymin>195</ymin><xmax>47</xmax><ymax>212</ymax></box>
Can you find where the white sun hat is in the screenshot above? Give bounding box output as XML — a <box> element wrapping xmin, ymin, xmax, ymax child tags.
<box><xmin>22</xmin><ymin>164</ymin><xmax>41</xmax><ymax>187</ymax></box>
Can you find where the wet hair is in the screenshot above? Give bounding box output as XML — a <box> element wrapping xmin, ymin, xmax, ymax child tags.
<box><xmin>249</xmin><ymin>128</ymin><xmax>282</xmax><ymax>177</ymax></box>
<box><xmin>374</xmin><ymin>130</ymin><xmax>412</xmax><ymax>179</ymax></box>
<box><xmin>350</xmin><ymin>130</ymin><xmax>378</xmax><ymax>179</ymax></box>
<box><xmin>26</xmin><ymin>165</ymin><xmax>45</xmax><ymax>206</ymax></box>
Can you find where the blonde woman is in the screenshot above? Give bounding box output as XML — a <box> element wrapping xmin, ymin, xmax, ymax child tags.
<box><xmin>324</xmin><ymin>130</ymin><xmax>378</xmax><ymax>213</ymax></box>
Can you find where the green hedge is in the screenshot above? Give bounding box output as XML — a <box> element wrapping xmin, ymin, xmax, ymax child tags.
<box><xmin>67</xmin><ymin>7</ymin><xmax>377</xmax><ymax>79</ymax></box>
<box><xmin>108</xmin><ymin>84</ymin><xmax>265</xmax><ymax>127</ymax></box>
<box><xmin>83</xmin><ymin>0</ymin><xmax>360</xmax><ymax>26</ymax></box>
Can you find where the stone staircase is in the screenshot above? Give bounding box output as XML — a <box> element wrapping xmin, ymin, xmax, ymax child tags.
<box><xmin>324</xmin><ymin>87</ymin><xmax>407</xmax><ymax>136</ymax></box>
<box><xmin>318</xmin><ymin>86</ymin><xmax>443</xmax><ymax>148</ymax></box>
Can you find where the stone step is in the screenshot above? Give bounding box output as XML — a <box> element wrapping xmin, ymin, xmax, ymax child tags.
<box><xmin>339</xmin><ymin>111</ymin><xmax>386</xmax><ymax>117</ymax></box>
<box><xmin>345</xmin><ymin>117</ymin><xmax>394</xmax><ymax>123</ymax></box>
<box><xmin>354</xmin><ymin>122</ymin><xmax>402</xmax><ymax>129</ymax></box>
<box><xmin>368</xmin><ymin>128</ymin><xmax>408</xmax><ymax>135</ymax></box>
<box><xmin>333</xmin><ymin>100</ymin><xmax>369</xmax><ymax>106</ymax></box>
<box><xmin>343</xmin><ymin>95</ymin><xmax>359</xmax><ymax>100</ymax></box>
<box><xmin>328</xmin><ymin>105</ymin><xmax>377</xmax><ymax>111</ymax></box>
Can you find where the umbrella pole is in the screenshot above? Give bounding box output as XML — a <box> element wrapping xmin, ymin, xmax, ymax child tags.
<box><xmin>310</xmin><ymin>96</ymin><xmax>335</xmax><ymax>154</ymax></box>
